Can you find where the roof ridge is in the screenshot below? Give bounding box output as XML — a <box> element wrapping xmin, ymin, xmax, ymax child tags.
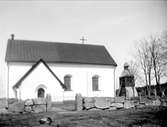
<box><xmin>8</xmin><ymin>39</ymin><xmax>104</xmax><ymax>47</ymax></box>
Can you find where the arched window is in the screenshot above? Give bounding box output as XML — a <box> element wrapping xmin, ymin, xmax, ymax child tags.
<box><xmin>37</xmin><ymin>88</ymin><xmax>45</xmax><ymax>98</ymax></box>
<box><xmin>92</xmin><ymin>75</ymin><xmax>99</xmax><ymax>91</ymax></box>
<box><xmin>64</xmin><ymin>74</ymin><xmax>72</xmax><ymax>91</ymax></box>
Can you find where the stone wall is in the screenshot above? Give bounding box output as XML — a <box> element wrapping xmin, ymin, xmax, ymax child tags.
<box><xmin>75</xmin><ymin>94</ymin><xmax>163</xmax><ymax>111</ymax></box>
<box><xmin>136</xmin><ymin>82</ymin><xmax>167</xmax><ymax>96</ymax></box>
<box><xmin>1</xmin><ymin>94</ymin><xmax>166</xmax><ymax>113</ymax></box>
<box><xmin>0</xmin><ymin>98</ymin><xmax>8</xmax><ymax>109</ymax></box>
<box><xmin>7</xmin><ymin>97</ymin><xmax>52</xmax><ymax>113</ymax></box>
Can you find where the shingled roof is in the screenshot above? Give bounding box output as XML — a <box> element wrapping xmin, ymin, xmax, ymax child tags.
<box><xmin>5</xmin><ymin>39</ymin><xmax>117</xmax><ymax>66</ymax></box>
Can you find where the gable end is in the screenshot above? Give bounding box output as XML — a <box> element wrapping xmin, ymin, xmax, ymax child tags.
<box><xmin>13</xmin><ymin>59</ymin><xmax>66</xmax><ymax>89</ymax></box>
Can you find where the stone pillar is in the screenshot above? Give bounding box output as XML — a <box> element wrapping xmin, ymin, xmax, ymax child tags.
<box><xmin>139</xmin><ymin>92</ymin><xmax>141</xmax><ymax>103</ymax></box>
<box><xmin>154</xmin><ymin>88</ymin><xmax>157</xmax><ymax>98</ymax></box>
<box><xmin>46</xmin><ymin>94</ymin><xmax>52</xmax><ymax>111</ymax></box>
<box><xmin>75</xmin><ymin>94</ymin><xmax>83</xmax><ymax>111</ymax></box>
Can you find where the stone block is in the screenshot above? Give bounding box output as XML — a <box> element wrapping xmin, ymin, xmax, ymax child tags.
<box><xmin>33</xmin><ymin>105</ymin><xmax>46</xmax><ymax>113</ymax></box>
<box><xmin>135</xmin><ymin>104</ymin><xmax>145</xmax><ymax>108</ymax></box>
<box><xmin>0</xmin><ymin>98</ymin><xmax>8</xmax><ymax>108</ymax></box>
<box><xmin>83</xmin><ymin>97</ymin><xmax>95</xmax><ymax>109</ymax></box>
<box><xmin>115</xmin><ymin>97</ymin><xmax>125</xmax><ymax>103</ymax></box>
<box><xmin>88</xmin><ymin>107</ymin><xmax>101</xmax><ymax>111</ymax></box>
<box><xmin>75</xmin><ymin>94</ymin><xmax>83</xmax><ymax>111</ymax></box>
<box><xmin>133</xmin><ymin>101</ymin><xmax>139</xmax><ymax>106</ymax></box>
<box><xmin>63</xmin><ymin>101</ymin><xmax>75</xmax><ymax>111</ymax></box>
<box><xmin>145</xmin><ymin>101</ymin><xmax>153</xmax><ymax>106</ymax></box>
<box><xmin>124</xmin><ymin>101</ymin><xmax>135</xmax><ymax>109</ymax></box>
<box><xmin>161</xmin><ymin>101</ymin><xmax>167</xmax><ymax>107</ymax></box>
<box><xmin>108</xmin><ymin>106</ymin><xmax>117</xmax><ymax>110</ymax></box>
<box><xmin>94</xmin><ymin>97</ymin><xmax>111</xmax><ymax>109</ymax></box>
<box><xmin>8</xmin><ymin>98</ymin><xmax>18</xmax><ymax>105</ymax></box>
<box><xmin>8</xmin><ymin>101</ymin><xmax>24</xmax><ymax>113</ymax></box>
<box><xmin>110</xmin><ymin>97</ymin><xmax>115</xmax><ymax>103</ymax></box>
<box><xmin>0</xmin><ymin>108</ymin><xmax>8</xmax><ymax>113</ymax></box>
<box><xmin>25</xmin><ymin>99</ymin><xmax>34</xmax><ymax>106</ymax></box>
<box><xmin>140</xmin><ymin>97</ymin><xmax>152</xmax><ymax>104</ymax></box>
<box><xmin>152</xmin><ymin>99</ymin><xmax>161</xmax><ymax>106</ymax></box>
<box><xmin>24</xmin><ymin>106</ymin><xmax>33</xmax><ymax>112</ymax></box>
<box><xmin>110</xmin><ymin>103</ymin><xmax>124</xmax><ymax>109</ymax></box>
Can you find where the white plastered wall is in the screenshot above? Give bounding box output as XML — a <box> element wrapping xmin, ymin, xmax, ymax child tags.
<box><xmin>8</xmin><ymin>62</ymin><xmax>64</xmax><ymax>101</ymax></box>
<box><xmin>8</xmin><ymin>62</ymin><xmax>116</xmax><ymax>102</ymax></box>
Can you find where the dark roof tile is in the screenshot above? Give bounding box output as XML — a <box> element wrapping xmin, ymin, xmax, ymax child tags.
<box><xmin>5</xmin><ymin>39</ymin><xmax>117</xmax><ymax>66</ymax></box>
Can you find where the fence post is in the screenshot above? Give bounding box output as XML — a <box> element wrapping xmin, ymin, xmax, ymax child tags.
<box><xmin>154</xmin><ymin>88</ymin><xmax>157</xmax><ymax>98</ymax></box>
<box><xmin>139</xmin><ymin>92</ymin><xmax>141</xmax><ymax>103</ymax></box>
<box><xmin>46</xmin><ymin>94</ymin><xmax>52</xmax><ymax>112</ymax></box>
<box><xmin>75</xmin><ymin>94</ymin><xmax>83</xmax><ymax>111</ymax></box>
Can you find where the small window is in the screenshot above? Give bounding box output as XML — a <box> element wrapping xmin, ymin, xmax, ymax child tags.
<box><xmin>92</xmin><ymin>75</ymin><xmax>99</xmax><ymax>91</ymax></box>
<box><xmin>37</xmin><ymin>88</ymin><xmax>45</xmax><ymax>98</ymax></box>
<box><xmin>64</xmin><ymin>74</ymin><xmax>72</xmax><ymax>91</ymax></box>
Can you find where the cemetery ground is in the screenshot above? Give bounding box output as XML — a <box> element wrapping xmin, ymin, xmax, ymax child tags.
<box><xmin>0</xmin><ymin>106</ymin><xmax>167</xmax><ymax>127</ymax></box>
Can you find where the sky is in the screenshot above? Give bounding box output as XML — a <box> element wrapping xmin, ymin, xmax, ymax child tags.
<box><xmin>0</xmin><ymin>0</ymin><xmax>167</xmax><ymax>97</ymax></box>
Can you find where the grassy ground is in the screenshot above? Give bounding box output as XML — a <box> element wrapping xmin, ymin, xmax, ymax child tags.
<box><xmin>0</xmin><ymin>106</ymin><xmax>167</xmax><ymax>127</ymax></box>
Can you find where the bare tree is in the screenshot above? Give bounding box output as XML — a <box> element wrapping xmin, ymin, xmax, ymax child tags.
<box><xmin>161</xmin><ymin>31</ymin><xmax>167</xmax><ymax>66</ymax></box>
<box><xmin>128</xmin><ymin>60</ymin><xmax>143</xmax><ymax>86</ymax></box>
<box><xmin>135</xmin><ymin>32</ymin><xmax>167</xmax><ymax>96</ymax></box>
<box><xmin>161</xmin><ymin>30</ymin><xmax>167</xmax><ymax>44</ymax></box>
<box><xmin>149</xmin><ymin>36</ymin><xmax>165</xmax><ymax>86</ymax></box>
<box><xmin>137</xmin><ymin>40</ymin><xmax>153</xmax><ymax>97</ymax></box>
<box><xmin>129</xmin><ymin>60</ymin><xmax>138</xmax><ymax>80</ymax></box>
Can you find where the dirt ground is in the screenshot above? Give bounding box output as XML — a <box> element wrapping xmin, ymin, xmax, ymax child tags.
<box><xmin>0</xmin><ymin>106</ymin><xmax>167</xmax><ymax>127</ymax></box>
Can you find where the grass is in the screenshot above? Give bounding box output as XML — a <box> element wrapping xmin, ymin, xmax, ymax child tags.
<box><xmin>0</xmin><ymin>106</ymin><xmax>167</xmax><ymax>127</ymax></box>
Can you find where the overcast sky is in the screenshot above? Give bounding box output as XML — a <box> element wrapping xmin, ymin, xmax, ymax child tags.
<box><xmin>0</xmin><ymin>0</ymin><xmax>167</xmax><ymax>97</ymax></box>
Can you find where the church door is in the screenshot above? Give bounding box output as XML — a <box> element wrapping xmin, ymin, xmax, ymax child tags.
<box><xmin>37</xmin><ymin>88</ymin><xmax>45</xmax><ymax>98</ymax></box>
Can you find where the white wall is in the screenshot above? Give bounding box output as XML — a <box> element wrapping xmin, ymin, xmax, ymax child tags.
<box><xmin>19</xmin><ymin>62</ymin><xmax>64</xmax><ymax>101</ymax></box>
<box><xmin>8</xmin><ymin>63</ymin><xmax>31</xmax><ymax>99</ymax></box>
<box><xmin>8</xmin><ymin>62</ymin><xmax>116</xmax><ymax>102</ymax></box>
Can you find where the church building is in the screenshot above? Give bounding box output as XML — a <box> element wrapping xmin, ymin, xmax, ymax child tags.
<box><xmin>5</xmin><ymin>36</ymin><xmax>117</xmax><ymax>102</ymax></box>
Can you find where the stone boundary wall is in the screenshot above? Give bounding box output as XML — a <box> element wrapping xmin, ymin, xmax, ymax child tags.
<box><xmin>1</xmin><ymin>94</ymin><xmax>166</xmax><ymax>113</ymax></box>
<box><xmin>6</xmin><ymin>95</ymin><xmax>52</xmax><ymax>113</ymax></box>
<box><xmin>75</xmin><ymin>94</ymin><xmax>164</xmax><ymax>111</ymax></box>
<box><xmin>0</xmin><ymin>98</ymin><xmax>8</xmax><ymax>109</ymax></box>
<box><xmin>51</xmin><ymin>100</ymin><xmax>75</xmax><ymax>111</ymax></box>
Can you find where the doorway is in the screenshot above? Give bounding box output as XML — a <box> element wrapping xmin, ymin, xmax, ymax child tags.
<box><xmin>37</xmin><ymin>88</ymin><xmax>45</xmax><ymax>98</ymax></box>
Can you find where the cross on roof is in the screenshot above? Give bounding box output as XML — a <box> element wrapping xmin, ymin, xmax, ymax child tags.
<box><xmin>80</xmin><ymin>36</ymin><xmax>87</xmax><ymax>44</ymax></box>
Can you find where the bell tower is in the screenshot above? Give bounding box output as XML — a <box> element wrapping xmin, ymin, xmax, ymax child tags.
<box><xmin>118</xmin><ymin>63</ymin><xmax>138</xmax><ymax>98</ymax></box>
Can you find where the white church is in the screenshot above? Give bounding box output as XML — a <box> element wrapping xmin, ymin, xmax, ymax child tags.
<box><xmin>5</xmin><ymin>36</ymin><xmax>117</xmax><ymax>102</ymax></box>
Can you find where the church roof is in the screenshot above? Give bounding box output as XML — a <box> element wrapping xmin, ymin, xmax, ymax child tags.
<box><xmin>5</xmin><ymin>39</ymin><xmax>117</xmax><ymax>66</ymax></box>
